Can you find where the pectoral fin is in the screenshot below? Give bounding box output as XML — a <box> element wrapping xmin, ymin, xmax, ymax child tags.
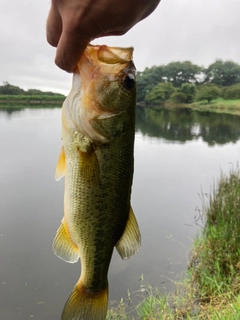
<box><xmin>55</xmin><ymin>146</ymin><xmax>66</xmax><ymax>181</ymax></box>
<box><xmin>78</xmin><ymin>147</ymin><xmax>101</xmax><ymax>185</ymax></box>
<box><xmin>116</xmin><ymin>206</ymin><xmax>141</xmax><ymax>260</ymax></box>
<box><xmin>53</xmin><ymin>219</ymin><xmax>79</xmax><ymax>263</ymax></box>
<box><xmin>89</xmin><ymin>111</ymin><xmax>127</xmax><ymax>143</ymax></box>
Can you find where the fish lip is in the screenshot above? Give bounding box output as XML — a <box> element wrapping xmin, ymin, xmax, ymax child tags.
<box><xmin>85</xmin><ymin>44</ymin><xmax>134</xmax><ymax>64</ymax></box>
<box><xmin>78</xmin><ymin>44</ymin><xmax>136</xmax><ymax>81</ymax></box>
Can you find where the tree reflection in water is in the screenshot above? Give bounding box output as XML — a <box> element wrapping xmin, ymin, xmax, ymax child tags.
<box><xmin>136</xmin><ymin>107</ymin><xmax>240</xmax><ymax>146</ymax></box>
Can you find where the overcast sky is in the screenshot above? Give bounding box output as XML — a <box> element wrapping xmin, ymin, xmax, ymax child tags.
<box><xmin>1</xmin><ymin>0</ymin><xmax>240</xmax><ymax>95</ymax></box>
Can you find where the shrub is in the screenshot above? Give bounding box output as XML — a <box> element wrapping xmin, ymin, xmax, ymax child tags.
<box><xmin>145</xmin><ymin>82</ymin><xmax>176</xmax><ymax>105</ymax></box>
<box><xmin>223</xmin><ymin>84</ymin><xmax>240</xmax><ymax>100</ymax></box>
<box><xmin>170</xmin><ymin>91</ymin><xmax>187</xmax><ymax>103</ymax></box>
<box><xmin>196</xmin><ymin>83</ymin><xmax>221</xmax><ymax>103</ymax></box>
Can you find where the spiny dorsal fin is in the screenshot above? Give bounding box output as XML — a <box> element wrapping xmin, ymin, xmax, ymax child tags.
<box><xmin>55</xmin><ymin>146</ymin><xmax>66</xmax><ymax>181</ymax></box>
<box><xmin>116</xmin><ymin>206</ymin><xmax>141</xmax><ymax>260</ymax></box>
<box><xmin>53</xmin><ymin>218</ymin><xmax>79</xmax><ymax>263</ymax></box>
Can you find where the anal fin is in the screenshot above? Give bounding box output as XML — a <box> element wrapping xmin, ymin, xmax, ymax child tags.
<box><xmin>53</xmin><ymin>218</ymin><xmax>79</xmax><ymax>263</ymax></box>
<box><xmin>116</xmin><ymin>206</ymin><xmax>141</xmax><ymax>260</ymax></box>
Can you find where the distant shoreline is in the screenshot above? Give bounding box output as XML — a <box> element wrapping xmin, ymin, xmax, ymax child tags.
<box><xmin>138</xmin><ymin>98</ymin><xmax>240</xmax><ymax>116</ymax></box>
<box><xmin>0</xmin><ymin>100</ymin><xmax>64</xmax><ymax>105</ymax></box>
<box><xmin>1</xmin><ymin>98</ymin><xmax>240</xmax><ymax>116</ymax></box>
<box><xmin>0</xmin><ymin>93</ymin><xmax>65</xmax><ymax>107</ymax></box>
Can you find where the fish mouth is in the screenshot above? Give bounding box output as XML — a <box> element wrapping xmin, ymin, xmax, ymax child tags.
<box><xmin>78</xmin><ymin>44</ymin><xmax>135</xmax><ymax>82</ymax></box>
<box><xmin>87</xmin><ymin>44</ymin><xmax>134</xmax><ymax>64</ymax></box>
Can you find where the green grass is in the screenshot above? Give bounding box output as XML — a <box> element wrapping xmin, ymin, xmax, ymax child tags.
<box><xmin>185</xmin><ymin>98</ymin><xmax>240</xmax><ymax>115</ymax></box>
<box><xmin>163</xmin><ymin>98</ymin><xmax>240</xmax><ymax>115</ymax></box>
<box><xmin>0</xmin><ymin>94</ymin><xmax>65</xmax><ymax>106</ymax></box>
<box><xmin>107</xmin><ymin>166</ymin><xmax>240</xmax><ymax>319</ymax></box>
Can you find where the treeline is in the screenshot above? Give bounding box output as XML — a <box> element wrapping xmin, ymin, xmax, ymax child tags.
<box><xmin>0</xmin><ymin>82</ymin><xmax>65</xmax><ymax>97</ymax></box>
<box><xmin>136</xmin><ymin>59</ymin><xmax>240</xmax><ymax>105</ymax></box>
<box><xmin>0</xmin><ymin>82</ymin><xmax>65</xmax><ymax>105</ymax></box>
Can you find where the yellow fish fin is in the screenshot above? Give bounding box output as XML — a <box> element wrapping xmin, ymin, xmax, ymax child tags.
<box><xmin>53</xmin><ymin>218</ymin><xmax>79</xmax><ymax>263</ymax></box>
<box><xmin>61</xmin><ymin>280</ymin><xmax>108</xmax><ymax>320</ymax></box>
<box><xmin>116</xmin><ymin>206</ymin><xmax>141</xmax><ymax>260</ymax></box>
<box><xmin>55</xmin><ymin>146</ymin><xmax>66</xmax><ymax>181</ymax></box>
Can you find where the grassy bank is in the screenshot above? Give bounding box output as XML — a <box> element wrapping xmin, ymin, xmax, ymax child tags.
<box><xmin>0</xmin><ymin>94</ymin><xmax>65</xmax><ymax>107</ymax></box>
<box><xmin>2</xmin><ymin>97</ymin><xmax>240</xmax><ymax>116</ymax></box>
<box><xmin>107</xmin><ymin>166</ymin><xmax>240</xmax><ymax>319</ymax></box>
<box><xmin>164</xmin><ymin>98</ymin><xmax>240</xmax><ymax>116</ymax></box>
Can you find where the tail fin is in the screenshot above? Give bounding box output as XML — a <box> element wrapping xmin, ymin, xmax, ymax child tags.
<box><xmin>61</xmin><ymin>281</ymin><xmax>108</xmax><ymax>320</ymax></box>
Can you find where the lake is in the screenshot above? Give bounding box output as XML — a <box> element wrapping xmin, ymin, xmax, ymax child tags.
<box><xmin>0</xmin><ymin>107</ymin><xmax>240</xmax><ymax>319</ymax></box>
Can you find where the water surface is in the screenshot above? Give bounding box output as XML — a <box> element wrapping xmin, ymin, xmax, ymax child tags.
<box><xmin>0</xmin><ymin>107</ymin><xmax>240</xmax><ymax>319</ymax></box>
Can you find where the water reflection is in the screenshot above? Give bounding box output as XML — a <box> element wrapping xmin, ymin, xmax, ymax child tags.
<box><xmin>3</xmin><ymin>107</ymin><xmax>240</xmax><ymax>146</ymax></box>
<box><xmin>0</xmin><ymin>105</ymin><xmax>61</xmax><ymax>117</ymax></box>
<box><xmin>0</xmin><ymin>107</ymin><xmax>240</xmax><ymax>319</ymax></box>
<box><xmin>136</xmin><ymin>107</ymin><xmax>240</xmax><ymax>145</ymax></box>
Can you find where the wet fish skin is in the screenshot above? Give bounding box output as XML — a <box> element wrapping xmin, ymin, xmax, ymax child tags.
<box><xmin>54</xmin><ymin>45</ymin><xmax>140</xmax><ymax>320</ymax></box>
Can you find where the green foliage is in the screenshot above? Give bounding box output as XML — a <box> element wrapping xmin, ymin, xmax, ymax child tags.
<box><xmin>136</xmin><ymin>59</ymin><xmax>240</xmax><ymax>104</ymax></box>
<box><xmin>163</xmin><ymin>61</ymin><xmax>202</xmax><ymax>87</ymax></box>
<box><xmin>136</xmin><ymin>66</ymin><xmax>165</xmax><ymax>102</ymax></box>
<box><xmin>170</xmin><ymin>83</ymin><xmax>196</xmax><ymax>104</ymax></box>
<box><xmin>223</xmin><ymin>83</ymin><xmax>240</xmax><ymax>100</ymax></box>
<box><xmin>204</xmin><ymin>59</ymin><xmax>240</xmax><ymax>86</ymax></box>
<box><xmin>170</xmin><ymin>91</ymin><xmax>188</xmax><ymax>103</ymax></box>
<box><xmin>145</xmin><ymin>82</ymin><xmax>175</xmax><ymax>105</ymax></box>
<box><xmin>107</xmin><ymin>167</ymin><xmax>240</xmax><ymax>319</ymax></box>
<box><xmin>197</xmin><ymin>83</ymin><xmax>221</xmax><ymax>103</ymax></box>
<box><xmin>190</xmin><ymin>167</ymin><xmax>240</xmax><ymax>300</ymax></box>
<box><xmin>0</xmin><ymin>82</ymin><xmax>25</xmax><ymax>95</ymax></box>
<box><xmin>181</xmin><ymin>83</ymin><xmax>196</xmax><ymax>102</ymax></box>
<box><xmin>0</xmin><ymin>94</ymin><xmax>64</xmax><ymax>101</ymax></box>
<box><xmin>0</xmin><ymin>82</ymin><xmax>64</xmax><ymax>97</ymax></box>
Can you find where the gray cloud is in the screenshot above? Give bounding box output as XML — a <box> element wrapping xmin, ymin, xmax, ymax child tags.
<box><xmin>0</xmin><ymin>0</ymin><xmax>240</xmax><ymax>95</ymax></box>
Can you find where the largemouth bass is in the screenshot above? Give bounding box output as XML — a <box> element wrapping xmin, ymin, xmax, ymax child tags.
<box><xmin>54</xmin><ymin>44</ymin><xmax>141</xmax><ymax>320</ymax></box>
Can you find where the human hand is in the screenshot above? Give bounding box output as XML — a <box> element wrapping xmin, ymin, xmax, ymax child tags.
<box><xmin>46</xmin><ymin>0</ymin><xmax>160</xmax><ymax>72</ymax></box>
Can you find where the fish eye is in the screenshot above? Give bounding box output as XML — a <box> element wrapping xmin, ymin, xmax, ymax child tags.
<box><xmin>123</xmin><ymin>74</ymin><xmax>135</xmax><ymax>90</ymax></box>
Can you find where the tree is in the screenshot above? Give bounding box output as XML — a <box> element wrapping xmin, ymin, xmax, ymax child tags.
<box><xmin>145</xmin><ymin>82</ymin><xmax>175</xmax><ymax>105</ymax></box>
<box><xmin>204</xmin><ymin>60</ymin><xmax>240</xmax><ymax>86</ymax></box>
<box><xmin>170</xmin><ymin>83</ymin><xmax>196</xmax><ymax>103</ymax></box>
<box><xmin>196</xmin><ymin>84</ymin><xmax>221</xmax><ymax>103</ymax></box>
<box><xmin>223</xmin><ymin>84</ymin><xmax>240</xmax><ymax>100</ymax></box>
<box><xmin>170</xmin><ymin>92</ymin><xmax>188</xmax><ymax>103</ymax></box>
<box><xmin>0</xmin><ymin>82</ymin><xmax>25</xmax><ymax>95</ymax></box>
<box><xmin>163</xmin><ymin>61</ymin><xmax>202</xmax><ymax>87</ymax></box>
<box><xmin>179</xmin><ymin>83</ymin><xmax>196</xmax><ymax>103</ymax></box>
<box><xmin>136</xmin><ymin>66</ymin><xmax>165</xmax><ymax>102</ymax></box>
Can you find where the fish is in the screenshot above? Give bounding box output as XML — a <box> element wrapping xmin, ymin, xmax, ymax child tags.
<box><xmin>53</xmin><ymin>44</ymin><xmax>141</xmax><ymax>320</ymax></box>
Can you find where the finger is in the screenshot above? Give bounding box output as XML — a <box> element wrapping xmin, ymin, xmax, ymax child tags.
<box><xmin>54</xmin><ymin>28</ymin><xmax>90</xmax><ymax>72</ymax></box>
<box><xmin>46</xmin><ymin>6</ymin><xmax>62</xmax><ymax>47</ymax></box>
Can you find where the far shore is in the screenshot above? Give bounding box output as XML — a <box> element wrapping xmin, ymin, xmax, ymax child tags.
<box><xmin>138</xmin><ymin>98</ymin><xmax>240</xmax><ymax>116</ymax></box>
<box><xmin>0</xmin><ymin>100</ymin><xmax>64</xmax><ymax>105</ymax></box>
<box><xmin>1</xmin><ymin>98</ymin><xmax>240</xmax><ymax>116</ymax></box>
